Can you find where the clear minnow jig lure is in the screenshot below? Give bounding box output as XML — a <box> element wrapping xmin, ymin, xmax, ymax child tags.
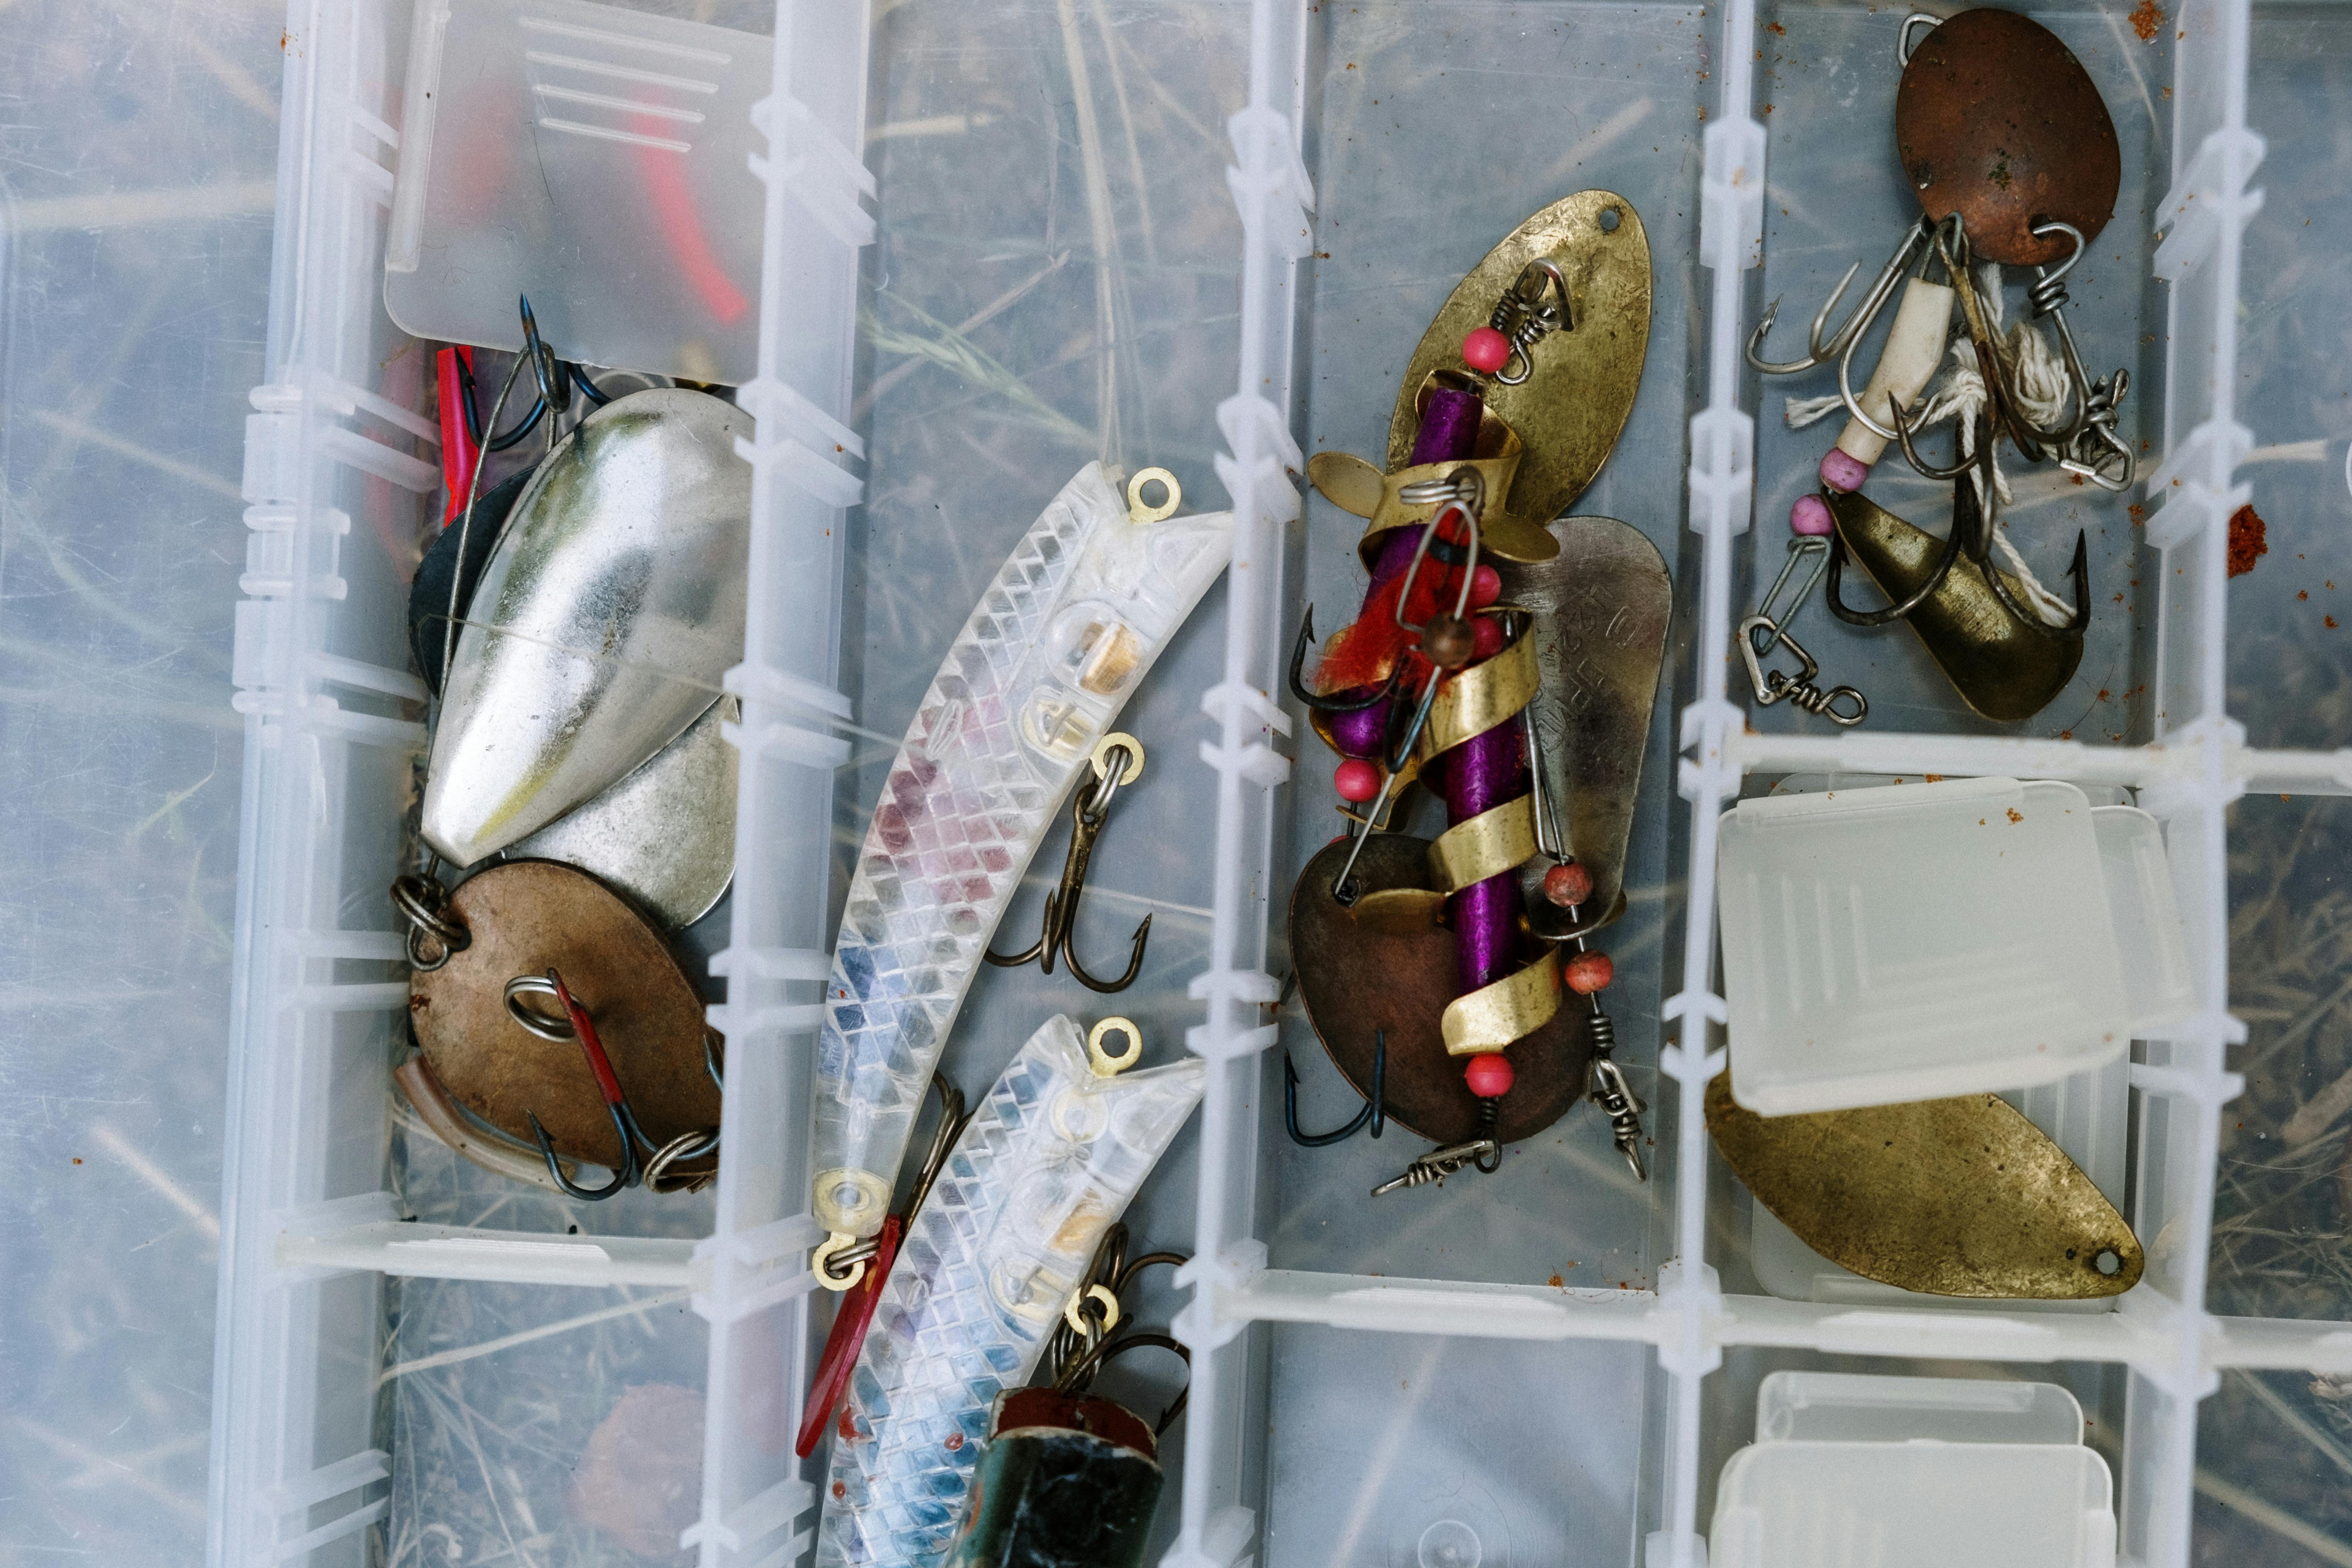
<box><xmin>814</xmin><ymin>1014</ymin><xmax>1204</xmax><ymax>1568</ymax></box>
<box><xmin>809</xmin><ymin>464</ymin><xmax>1230</xmax><ymax>1284</ymax></box>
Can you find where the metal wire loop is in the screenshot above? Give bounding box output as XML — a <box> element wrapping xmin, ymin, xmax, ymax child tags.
<box><xmin>502</xmin><ymin>973</ymin><xmax>580</xmax><ymax>1041</ymax></box>
<box><xmin>1391</xmin><ymin>501</ymin><xmax>1483</xmax><ymax>635</ymax></box>
<box><xmin>1370</xmin><ymin>1139</ymin><xmax>1501</xmax><ymax>1196</ymax></box>
<box><xmin>1488</xmin><ymin>257</ymin><xmax>1572</xmax><ymax>384</ymax></box>
<box><xmin>391</xmin><ymin>873</ymin><xmax>470</xmax><ymax>972</ymax></box>
<box><xmin>2025</xmin><ymin>220</ymin><xmax>2084</xmax><ymax>318</ymax></box>
<box><xmin>644</xmin><ymin>1128</ymin><xmax>720</xmax><ymax>1193</ymax></box>
<box><xmin>1746</xmin><ymin>537</ymin><xmax>1831</xmax><ymax>659</ymax></box>
<box><xmin>1738</xmin><ymin>615</ymin><xmax>1868</xmax><ymax>727</ymax></box>
<box><xmin>1896</xmin><ymin>10</ymin><xmax>1942</xmax><ymax>66</ymax></box>
<box><xmin>1396</xmin><ymin>468</ymin><xmax>1485</xmax><ymax>513</ymax></box>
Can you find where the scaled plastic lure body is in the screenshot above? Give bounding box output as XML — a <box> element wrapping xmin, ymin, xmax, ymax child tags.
<box><xmin>815</xmin><ymin>1015</ymin><xmax>1205</xmax><ymax>1568</ymax></box>
<box><xmin>810</xmin><ymin>464</ymin><xmax>1231</xmax><ymax>1245</ymax></box>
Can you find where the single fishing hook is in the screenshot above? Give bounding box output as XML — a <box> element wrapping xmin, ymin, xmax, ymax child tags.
<box><xmin>1283</xmin><ymin>1029</ymin><xmax>1388</xmax><ymax>1146</ymax></box>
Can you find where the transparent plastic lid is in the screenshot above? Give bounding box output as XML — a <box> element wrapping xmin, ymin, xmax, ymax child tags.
<box><xmin>1755</xmin><ymin>1372</ymin><xmax>2085</xmax><ymax>1446</ymax></box>
<box><xmin>1712</xmin><ymin>1442</ymin><xmax>2115</xmax><ymax>1568</ymax></box>
<box><xmin>1718</xmin><ymin>778</ymin><xmax>2132</xmax><ymax>1115</ymax></box>
<box><xmin>386</xmin><ymin>0</ymin><xmax>773</xmax><ymax>383</ymax></box>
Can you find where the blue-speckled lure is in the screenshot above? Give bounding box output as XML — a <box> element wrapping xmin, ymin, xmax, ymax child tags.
<box><xmin>808</xmin><ymin>464</ymin><xmax>1230</xmax><ymax>1263</ymax></box>
<box><xmin>816</xmin><ymin>1014</ymin><xmax>1203</xmax><ymax>1568</ymax></box>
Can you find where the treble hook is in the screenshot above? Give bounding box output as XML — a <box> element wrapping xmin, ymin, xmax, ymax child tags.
<box><xmin>1827</xmin><ymin>410</ymin><xmax>1989</xmax><ymax>625</ymax></box>
<box><xmin>1828</xmin><ymin>423</ymin><xmax>2087</xmax><ymax>636</ymax></box>
<box><xmin>508</xmin><ymin>968</ymin><xmax>652</xmax><ymax>1201</ymax></box>
<box><xmin>1747</xmin><ymin>213</ymin><xmax>1934</xmax><ymax>376</ymax></box>
<box><xmin>1954</xmin><ymin>463</ymin><xmax>2092</xmax><ymax>637</ymax></box>
<box><xmin>1283</xmin><ymin>1029</ymin><xmax>1387</xmax><ymax>1146</ymax></box>
<box><xmin>985</xmin><ymin>736</ymin><xmax>1152</xmax><ymax>992</ymax></box>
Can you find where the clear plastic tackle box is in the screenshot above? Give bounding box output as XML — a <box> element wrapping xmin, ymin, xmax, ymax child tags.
<box><xmin>12</xmin><ymin>0</ymin><xmax>2352</xmax><ymax>1565</ymax></box>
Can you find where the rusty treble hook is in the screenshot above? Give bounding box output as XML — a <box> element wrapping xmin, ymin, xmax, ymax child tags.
<box><xmin>985</xmin><ymin>733</ymin><xmax>1153</xmax><ymax>993</ymax></box>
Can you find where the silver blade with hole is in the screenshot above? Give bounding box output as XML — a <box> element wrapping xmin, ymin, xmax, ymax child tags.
<box><xmin>1504</xmin><ymin>516</ymin><xmax>1672</xmax><ymax>940</ymax></box>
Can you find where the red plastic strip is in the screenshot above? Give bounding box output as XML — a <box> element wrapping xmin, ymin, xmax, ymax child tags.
<box><xmin>795</xmin><ymin>1213</ymin><xmax>902</xmax><ymax>1458</ymax></box>
<box><xmin>434</xmin><ymin>346</ymin><xmax>481</xmax><ymax>527</ymax></box>
<box><xmin>550</xmin><ymin>969</ymin><xmax>629</xmax><ymax>1108</ymax></box>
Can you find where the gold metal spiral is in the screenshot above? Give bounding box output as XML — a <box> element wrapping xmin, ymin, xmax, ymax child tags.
<box><xmin>1424</xmin><ymin>614</ymin><xmax>1560</xmax><ymax>1057</ymax></box>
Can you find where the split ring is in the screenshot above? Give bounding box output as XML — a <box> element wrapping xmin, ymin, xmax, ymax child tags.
<box><xmin>503</xmin><ymin>973</ymin><xmax>577</xmax><ymax>1042</ymax></box>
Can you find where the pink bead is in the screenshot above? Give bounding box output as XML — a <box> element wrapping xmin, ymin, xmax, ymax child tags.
<box><xmin>1819</xmin><ymin>448</ymin><xmax>1871</xmax><ymax>493</ymax></box>
<box><xmin>1461</xmin><ymin>326</ymin><xmax>1511</xmax><ymax>375</ymax></box>
<box><xmin>1467</xmin><ymin>564</ymin><xmax>1502</xmax><ymax>608</ymax></box>
<box><xmin>1543</xmin><ymin>861</ymin><xmax>1593</xmax><ymax>908</ymax></box>
<box><xmin>1464</xmin><ymin>1052</ymin><xmax>1515</xmax><ymax>1098</ymax></box>
<box><xmin>1334</xmin><ymin>758</ymin><xmax>1381</xmax><ymax>803</ymax></box>
<box><xmin>1566</xmin><ymin>951</ymin><xmax>1614</xmax><ymax>995</ymax></box>
<box><xmin>1790</xmin><ymin>494</ymin><xmax>1834</xmax><ymax>537</ymax></box>
<box><xmin>1470</xmin><ymin>617</ymin><xmax>1505</xmax><ymax>659</ymax></box>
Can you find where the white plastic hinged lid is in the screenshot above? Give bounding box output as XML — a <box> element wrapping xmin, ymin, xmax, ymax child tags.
<box><xmin>1718</xmin><ymin>778</ymin><xmax>2136</xmax><ymax>1115</ymax></box>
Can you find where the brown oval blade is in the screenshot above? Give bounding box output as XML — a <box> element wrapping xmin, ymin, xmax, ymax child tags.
<box><xmin>1896</xmin><ymin>9</ymin><xmax>2121</xmax><ymax>266</ymax></box>
<box><xmin>1828</xmin><ymin>488</ymin><xmax>2082</xmax><ymax>723</ymax></box>
<box><xmin>1288</xmin><ymin>836</ymin><xmax>1588</xmax><ymax>1145</ymax></box>
<box><xmin>1706</xmin><ymin>1073</ymin><xmax>2142</xmax><ymax>1299</ymax></box>
<box><xmin>411</xmin><ymin>859</ymin><xmax>721</xmax><ymax>1170</ymax></box>
<box><xmin>1386</xmin><ymin>190</ymin><xmax>1651</xmax><ymax>522</ymax></box>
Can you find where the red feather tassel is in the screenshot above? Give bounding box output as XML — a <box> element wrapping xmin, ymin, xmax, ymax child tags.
<box><xmin>1311</xmin><ymin>514</ymin><xmax>1472</xmax><ymax>695</ymax></box>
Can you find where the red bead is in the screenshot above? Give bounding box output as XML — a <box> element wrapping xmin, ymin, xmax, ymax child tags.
<box><xmin>1464</xmin><ymin>1052</ymin><xmax>1515</xmax><ymax>1097</ymax></box>
<box><xmin>1543</xmin><ymin>862</ymin><xmax>1593</xmax><ymax>908</ymax></box>
<box><xmin>1461</xmin><ymin>326</ymin><xmax>1511</xmax><ymax>375</ymax></box>
<box><xmin>1470</xmin><ymin>616</ymin><xmax>1505</xmax><ymax>659</ymax></box>
<box><xmin>1565</xmin><ymin>950</ymin><xmax>1614</xmax><ymax>994</ymax></box>
<box><xmin>1467</xmin><ymin>564</ymin><xmax>1502</xmax><ymax>608</ymax></box>
<box><xmin>1334</xmin><ymin>758</ymin><xmax>1381</xmax><ymax>803</ymax></box>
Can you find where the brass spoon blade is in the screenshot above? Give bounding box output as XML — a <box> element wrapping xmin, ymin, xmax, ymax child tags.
<box><xmin>1828</xmin><ymin>488</ymin><xmax>2082</xmax><ymax>723</ymax></box>
<box><xmin>1706</xmin><ymin>1073</ymin><xmax>2142</xmax><ymax>1299</ymax></box>
<box><xmin>1386</xmin><ymin>190</ymin><xmax>1652</xmax><ymax>522</ymax></box>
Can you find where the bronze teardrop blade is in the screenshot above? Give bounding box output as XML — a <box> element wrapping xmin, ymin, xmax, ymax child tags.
<box><xmin>1289</xmin><ymin>836</ymin><xmax>1589</xmax><ymax>1145</ymax></box>
<box><xmin>1828</xmin><ymin>488</ymin><xmax>2082</xmax><ymax>723</ymax></box>
<box><xmin>1503</xmin><ymin>516</ymin><xmax>1671</xmax><ymax>940</ymax></box>
<box><xmin>1387</xmin><ymin>190</ymin><xmax>1652</xmax><ymax>522</ymax></box>
<box><xmin>1706</xmin><ymin>1073</ymin><xmax>2142</xmax><ymax>1299</ymax></box>
<box><xmin>409</xmin><ymin>860</ymin><xmax>721</xmax><ymax>1173</ymax></box>
<box><xmin>1896</xmin><ymin>9</ymin><xmax>2122</xmax><ymax>267</ymax></box>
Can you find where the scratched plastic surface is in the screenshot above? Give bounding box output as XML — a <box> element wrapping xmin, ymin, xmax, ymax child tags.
<box><xmin>818</xmin><ymin>1015</ymin><xmax>1205</xmax><ymax>1568</ymax></box>
<box><xmin>0</xmin><ymin>3</ymin><xmax>282</xmax><ymax>1561</ymax></box>
<box><xmin>812</xmin><ymin>464</ymin><xmax>1232</xmax><ymax>1242</ymax></box>
<box><xmin>2226</xmin><ymin>16</ymin><xmax>2352</xmax><ymax>748</ymax></box>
